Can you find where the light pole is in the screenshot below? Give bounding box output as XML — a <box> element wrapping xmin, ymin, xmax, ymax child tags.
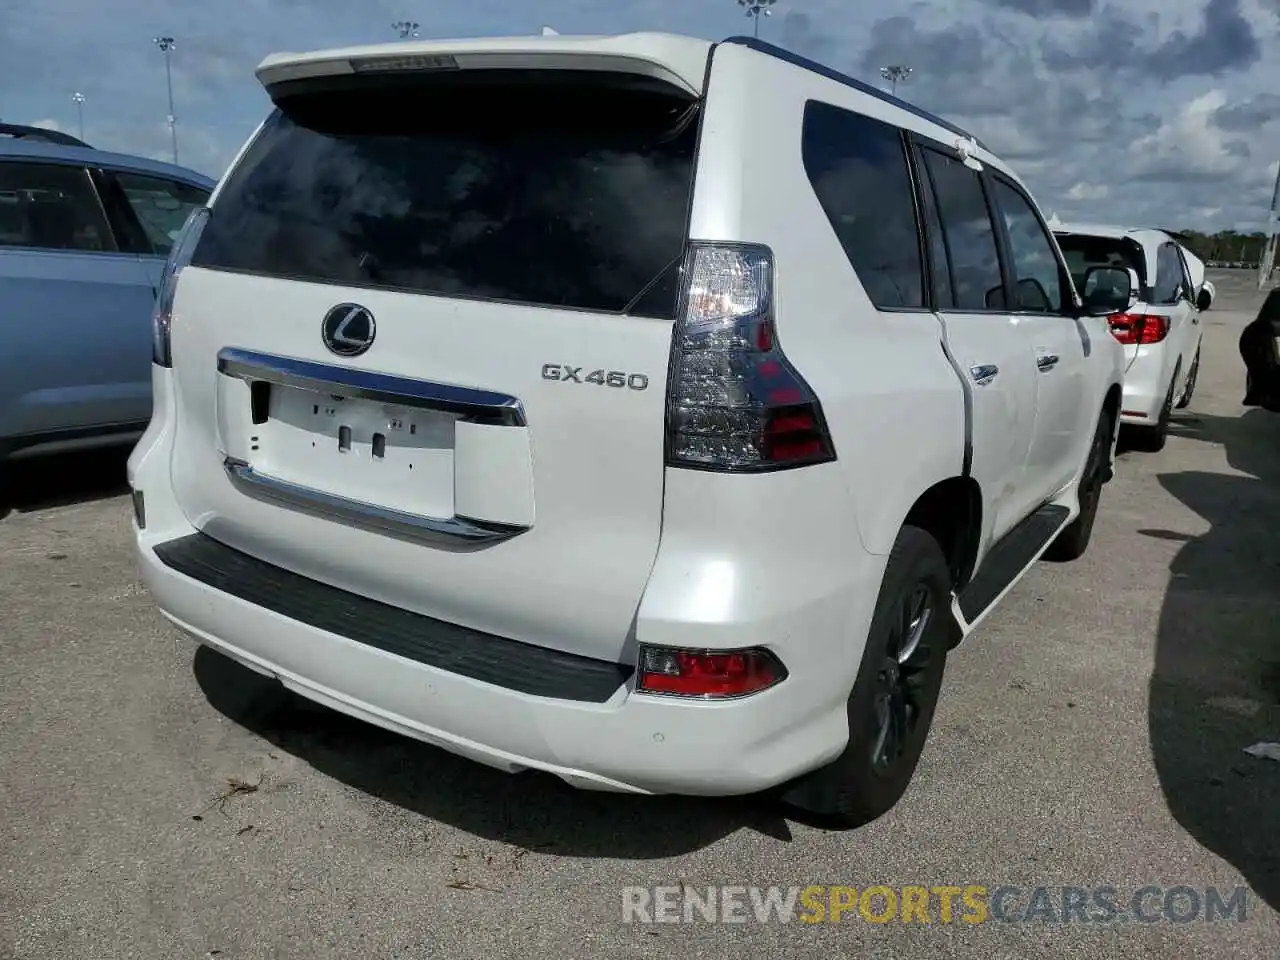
<box><xmin>153</xmin><ymin>36</ymin><xmax>178</xmax><ymax>165</ymax></box>
<box><xmin>393</xmin><ymin>20</ymin><xmax>420</xmax><ymax>39</ymax></box>
<box><xmin>879</xmin><ymin>65</ymin><xmax>912</xmax><ymax>96</ymax></box>
<box><xmin>1257</xmin><ymin>162</ymin><xmax>1280</xmax><ymax>290</ymax></box>
<box><xmin>70</xmin><ymin>92</ymin><xmax>85</xmax><ymax>142</ymax></box>
<box><xmin>738</xmin><ymin>0</ymin><xmax>776</xmax><ymax>39</ymax></box>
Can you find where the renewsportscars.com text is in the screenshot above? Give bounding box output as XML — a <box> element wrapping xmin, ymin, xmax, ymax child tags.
<box><xmin>621</xmin><ymin>884</ymin><xmax>1251</xmax><ymax>925</ymax></box>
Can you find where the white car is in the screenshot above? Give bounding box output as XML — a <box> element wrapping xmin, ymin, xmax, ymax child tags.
<box><xmin>1053</xmin><ymin>224</ymin><xmax>1204</xmax><ymax>450</ymax></box>
<box><xmin>129</xmin><ymin>32</ymin><xmax>1125</xmax><ymax>826</ymax></box>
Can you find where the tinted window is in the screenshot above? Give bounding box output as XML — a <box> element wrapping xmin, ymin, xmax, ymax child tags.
<box><xmin>801</xmin><ymin>101</ymin><xmax>923</xmax><ymax>309</ymax></box>
<box><xmin>1054</xmin><ymin>232</ymin><xmax>1146</xmax><ymax>293</ymax></box>
<box><xmin>1153</xmin><ymin>242</ymin><xmax>1183</xmax><ymax>305</ymax></box>
<box><xmin>913</xmin><ymin>150</ymin><xmax>954</xmax><ymax>310</ymax></box>
<box><xmin>112</xmin><ymin>171</ymin><xmax>209</xmax><ymax>256</ymax></box>
<box><xmin>921</xmin><ymin>149</ymin><xmax>1004</xmax><ymax>311</ymax></box>
<box><xmin>192</xmin><ymin>73</ymin><xmax>700</xmax><ymax>317</ymax></box>
<box><xmin>990</xmin><ymin>177</ymin><xmax>1064</xmax><ymax>313</ymax></box>
<box><xmin>1174</xmin><ymin>244</ymin><xmax>1196</xmax><ymax>302</ymax></box>
<box><xmin>0</xmin><ymin>161</ymin><xmax>114</xmax><ymax>252</ymax></box>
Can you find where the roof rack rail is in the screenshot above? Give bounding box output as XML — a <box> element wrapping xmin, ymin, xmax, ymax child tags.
<box><xmin>0</xmin><ymin>122</ymin><xmax>91</xmax><ymax>148</ymax></box>
<box><xmin>719</xmin><ymin>36</ymin><xmax>987</xmax><ymax>151</ymax></box>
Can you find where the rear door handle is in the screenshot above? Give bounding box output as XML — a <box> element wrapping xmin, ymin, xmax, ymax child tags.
<box><xmin>1036</xmin><ymin>353</ymin><xmax>1059</xmax><ymax>371</ymax></box>
<box><xmin>970</xmin><ymin>364</ymin><xmax>999</xmax><ymax>386</ymax></box>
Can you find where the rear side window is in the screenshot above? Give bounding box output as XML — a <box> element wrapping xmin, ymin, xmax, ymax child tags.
<box><xmin>1152</xmin><ymin>242</ymin><xmax>1184</xmax><ymax>305</ymax></box>
<box><xmin>192</xmin><ymin>72</ymin><xmax>701</xmax><ymax>318</ymax></box>
<box><xmin>1054</xmin><ymin>233</ymin><xmax>1146</xmax><ymax>294</ymax></box>
<box><xmin>801</xmin><ymin>100</ymin><xmax>924</xmax><ymax>309</ymax></box>
<box><xmin>0</xmin><ymin>161</ymin><xmax>115</xmax><ymax>253</ymax></box>
<box><xmin>989</xmin><ymin>177</ymin><xmax>1064</xmax><ymax>314</ymax></box>
<box><xmin>912</xmin><ymin>149</ymin><xmax>954</xmax><ymax>310</ymax></box>
<box><xmin>111</xmin><ymin>171</ymin><xmax>210</xmax><ymax>256</ymax></box>
<box><xmin>920</xmin><ymin>149</ymin><xmax>1004</xmax><ymax>311</ymax></box>
<box><xmin>1174</xmin><ymin>244</ymin><xmax>1197</xmax><ymax>300</ymax></box>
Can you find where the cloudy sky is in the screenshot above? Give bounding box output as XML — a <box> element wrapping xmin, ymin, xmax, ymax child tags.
<box><xmin>3</xmin><ymin>0</ymin><xmax>1279</xmax><ymax>231</ymax></box>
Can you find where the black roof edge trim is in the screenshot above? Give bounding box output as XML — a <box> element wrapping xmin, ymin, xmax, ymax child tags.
<box><xmin>719</xmin><ymin>36</ymin><xmax>987</xmax><ymax>151</ymax></box>
<box><xmin>0</xmin><ymin>122</ymin><xmax>92</xmax><ymax>148</ymax></box>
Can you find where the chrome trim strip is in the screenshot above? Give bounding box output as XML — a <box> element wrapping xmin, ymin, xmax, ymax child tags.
<box><xmin>223</xmin><ymin>458</ymin><xmax>528</xmax><ymax>545</ymax></box>
<box><xmin>216</xmin><ymin>347</ymin><xmax>526</xmax><ymax>427</ymax></box>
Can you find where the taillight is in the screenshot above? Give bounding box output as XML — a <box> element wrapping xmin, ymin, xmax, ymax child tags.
<box><xmin>1107</xmin><ymin>312</ymin><xmax>1170</xmax><ymax>346</ymax></box>
<box><xmin>152</xmin><ymin>206</ymin><xmax>210</xmax><ymax>367</ymax></box>
<box><xmin>665</xmin><ymin>243</ymin><xmax>836</xmax><ymax>471</ymax></box>
<box><xmin>636</xmin><ymin>644</ymin><xmax>787</xmax><ymax>699</ymax></box>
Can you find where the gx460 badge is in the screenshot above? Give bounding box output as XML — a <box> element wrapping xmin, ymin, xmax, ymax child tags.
<box><xmin>542</xmin><ymin>364</ymin><xmax>650</xmax><ymax>391</ymax></box>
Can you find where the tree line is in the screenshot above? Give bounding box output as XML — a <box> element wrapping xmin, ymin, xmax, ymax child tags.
<box><xmin>1173</xmin><ymin>230</ymin><xmax>1271</xmax><ymax>264</ymax></box>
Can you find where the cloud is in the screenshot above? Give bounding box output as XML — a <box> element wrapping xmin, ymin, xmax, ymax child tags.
<box><xmin>1129</xmin><ymin>90</ymin><xmax>1257</xmax><ymax>182</ymax></box>
<box><xmin>1214</xmin><ymin>92</ymin><xmax>1280</xmax><ymax>131</ymax></box>
<box><xmin>983</xmin><ymin>0</ymin><xmax>1097</xmax><ymax>16</ymax></box>
<box><xmin>1044</xmin><ymin>0</ymin><xmax>1260</xmax><ymax>79</ymax></box>
<box><xmin>778</xmin><ymin>10</ymin><xmax>835</xmax><ymax>62</ymax></box>
<box><xmin>2</xmin><ymin>0</ymin><xmax>1277</xmax><ymax>231</ymax></box>
<box><xmin>1067</xmin><ymin>182</ymin><xmax>1110</xmax><ymax>201</ymax></box>
<box><xmin>1146</xmin><ymin>0</ymin><xmax>1261</xmax><ymax>78</ymax></box>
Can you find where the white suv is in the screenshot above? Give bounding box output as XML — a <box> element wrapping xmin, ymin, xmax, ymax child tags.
<box><xmin>1053</xmin><ymin>224</ymin><xmax>1204</xmax><ymax>451</ymax></box>
<box><xmin>129</xmin><ymin>33</ymin><xmax>1126</xmax><ymax>825</ymax></box>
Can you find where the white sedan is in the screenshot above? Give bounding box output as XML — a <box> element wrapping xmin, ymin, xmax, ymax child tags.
<box><xmin>1053</xmin><ymin>223</ymin><xmax>1204</xmax><ymax>451</ymax></box>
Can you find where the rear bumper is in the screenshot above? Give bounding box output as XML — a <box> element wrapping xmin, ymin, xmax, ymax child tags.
<box><xmin>135</xmin><ymin>527</ymin><xmax>853</xmax><ymax>795</ymax></box>
<box><xmin>1117</xmin><ymin>347</ymin><xmax>1170</xmax><ymax>425</ymax></box>
<box><xmin>129</xmin><ymin>364</ymin><xmax>875</xmax><ymax>796</ymax></box>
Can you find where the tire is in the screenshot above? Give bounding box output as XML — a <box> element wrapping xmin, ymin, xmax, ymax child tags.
<box><xmin>1044</xmin><ymin>409</ymin><xmax>1113</xmax><ymax>563</ymax></box>
<box><xmin>780</xmin><ymin>526</ymin><xmax>951</xmax><ymax>827</ymax></box>
<box><xmin>1175</xmin><ymin>348</ymin><xmax>1199</xmax><ymax>409</ymax></box>
<box><xmin>1131</xmin><ymin>362</ymin><xmax>1179</xmax><ymax>453</ymax></box>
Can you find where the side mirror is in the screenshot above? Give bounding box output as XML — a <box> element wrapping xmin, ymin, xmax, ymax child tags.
<box><xmin>1197</xmin><ymin>282</ymin><xmax>1214</xmax><ymax>312</ymax></box>
<box><xmin>1080</xmin><ymin>265</ymin><xmax>1139</xmax><ymax>316</ymax></box>
<box><xmin>1014</xmin><ymin>277</ymin><xmax>1051</xmax><ymax>312</ymax></box>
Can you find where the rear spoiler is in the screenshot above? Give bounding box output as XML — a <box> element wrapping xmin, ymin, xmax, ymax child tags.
<box><xmin>255</xmin><ymin>33</ymin><xmax>711</xmax><ymax>99</ymax></box>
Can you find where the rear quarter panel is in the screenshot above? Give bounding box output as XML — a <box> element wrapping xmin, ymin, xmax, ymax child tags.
<box><xmin>688</xmin><ymin>42</ymin><xmax>967</xmax><ymax>558</ymax></box>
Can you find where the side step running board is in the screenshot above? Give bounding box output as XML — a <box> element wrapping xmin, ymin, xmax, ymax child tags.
<box><xmin>954</xmin><ymin>503</ymin><xmax>1071</xmax><ymax>630</ymax></box>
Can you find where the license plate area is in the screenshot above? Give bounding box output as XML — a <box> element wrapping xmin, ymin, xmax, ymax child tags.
<box><xmin>243</xmin><ymin>383</ymin><xmax>458</xmax><ymax>520</ymax></box>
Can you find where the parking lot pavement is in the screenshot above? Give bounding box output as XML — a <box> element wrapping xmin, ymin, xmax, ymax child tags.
<box><xmin>1</xmin><ymin>270</ymin><xmax>1277</xmax><ymax>959</ymax></box>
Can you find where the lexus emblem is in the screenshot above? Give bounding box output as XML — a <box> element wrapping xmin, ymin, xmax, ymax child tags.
<box><xmin>321</xmin><ymin>303</ymin><xmax>376</xmax><ymax>357</ymax></box>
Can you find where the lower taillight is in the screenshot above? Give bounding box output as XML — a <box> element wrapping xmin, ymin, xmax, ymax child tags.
<box><xmin>665</xmin><ymin>243</ymin><xmax>836</xmax><ymax>471</ymax></box>
<box><xmin>1108</xmin><ymin>312</ymin><xmax>1170</xmax><ymax>345</ymax></box>
<box><xmin>636</xmin><ymin>644</ymin><xmax>787</xmax><ymax>699</ymax></box>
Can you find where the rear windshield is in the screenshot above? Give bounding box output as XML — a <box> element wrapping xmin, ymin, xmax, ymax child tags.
<box><xmin>1054</xmin><ymin>233</ymin><xmax>1147</xmax><ymax>292</ymax></box>
<box><xmin>192</xmin><ymin>71</ymin><xmax>701</xmax><ymax>318</ymax></box>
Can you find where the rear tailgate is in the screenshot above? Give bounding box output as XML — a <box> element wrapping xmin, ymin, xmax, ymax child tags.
<box><xmin>167</xmin><ymin>54</ymin><xmax>705</xmax><ymax>663</ymax></box>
